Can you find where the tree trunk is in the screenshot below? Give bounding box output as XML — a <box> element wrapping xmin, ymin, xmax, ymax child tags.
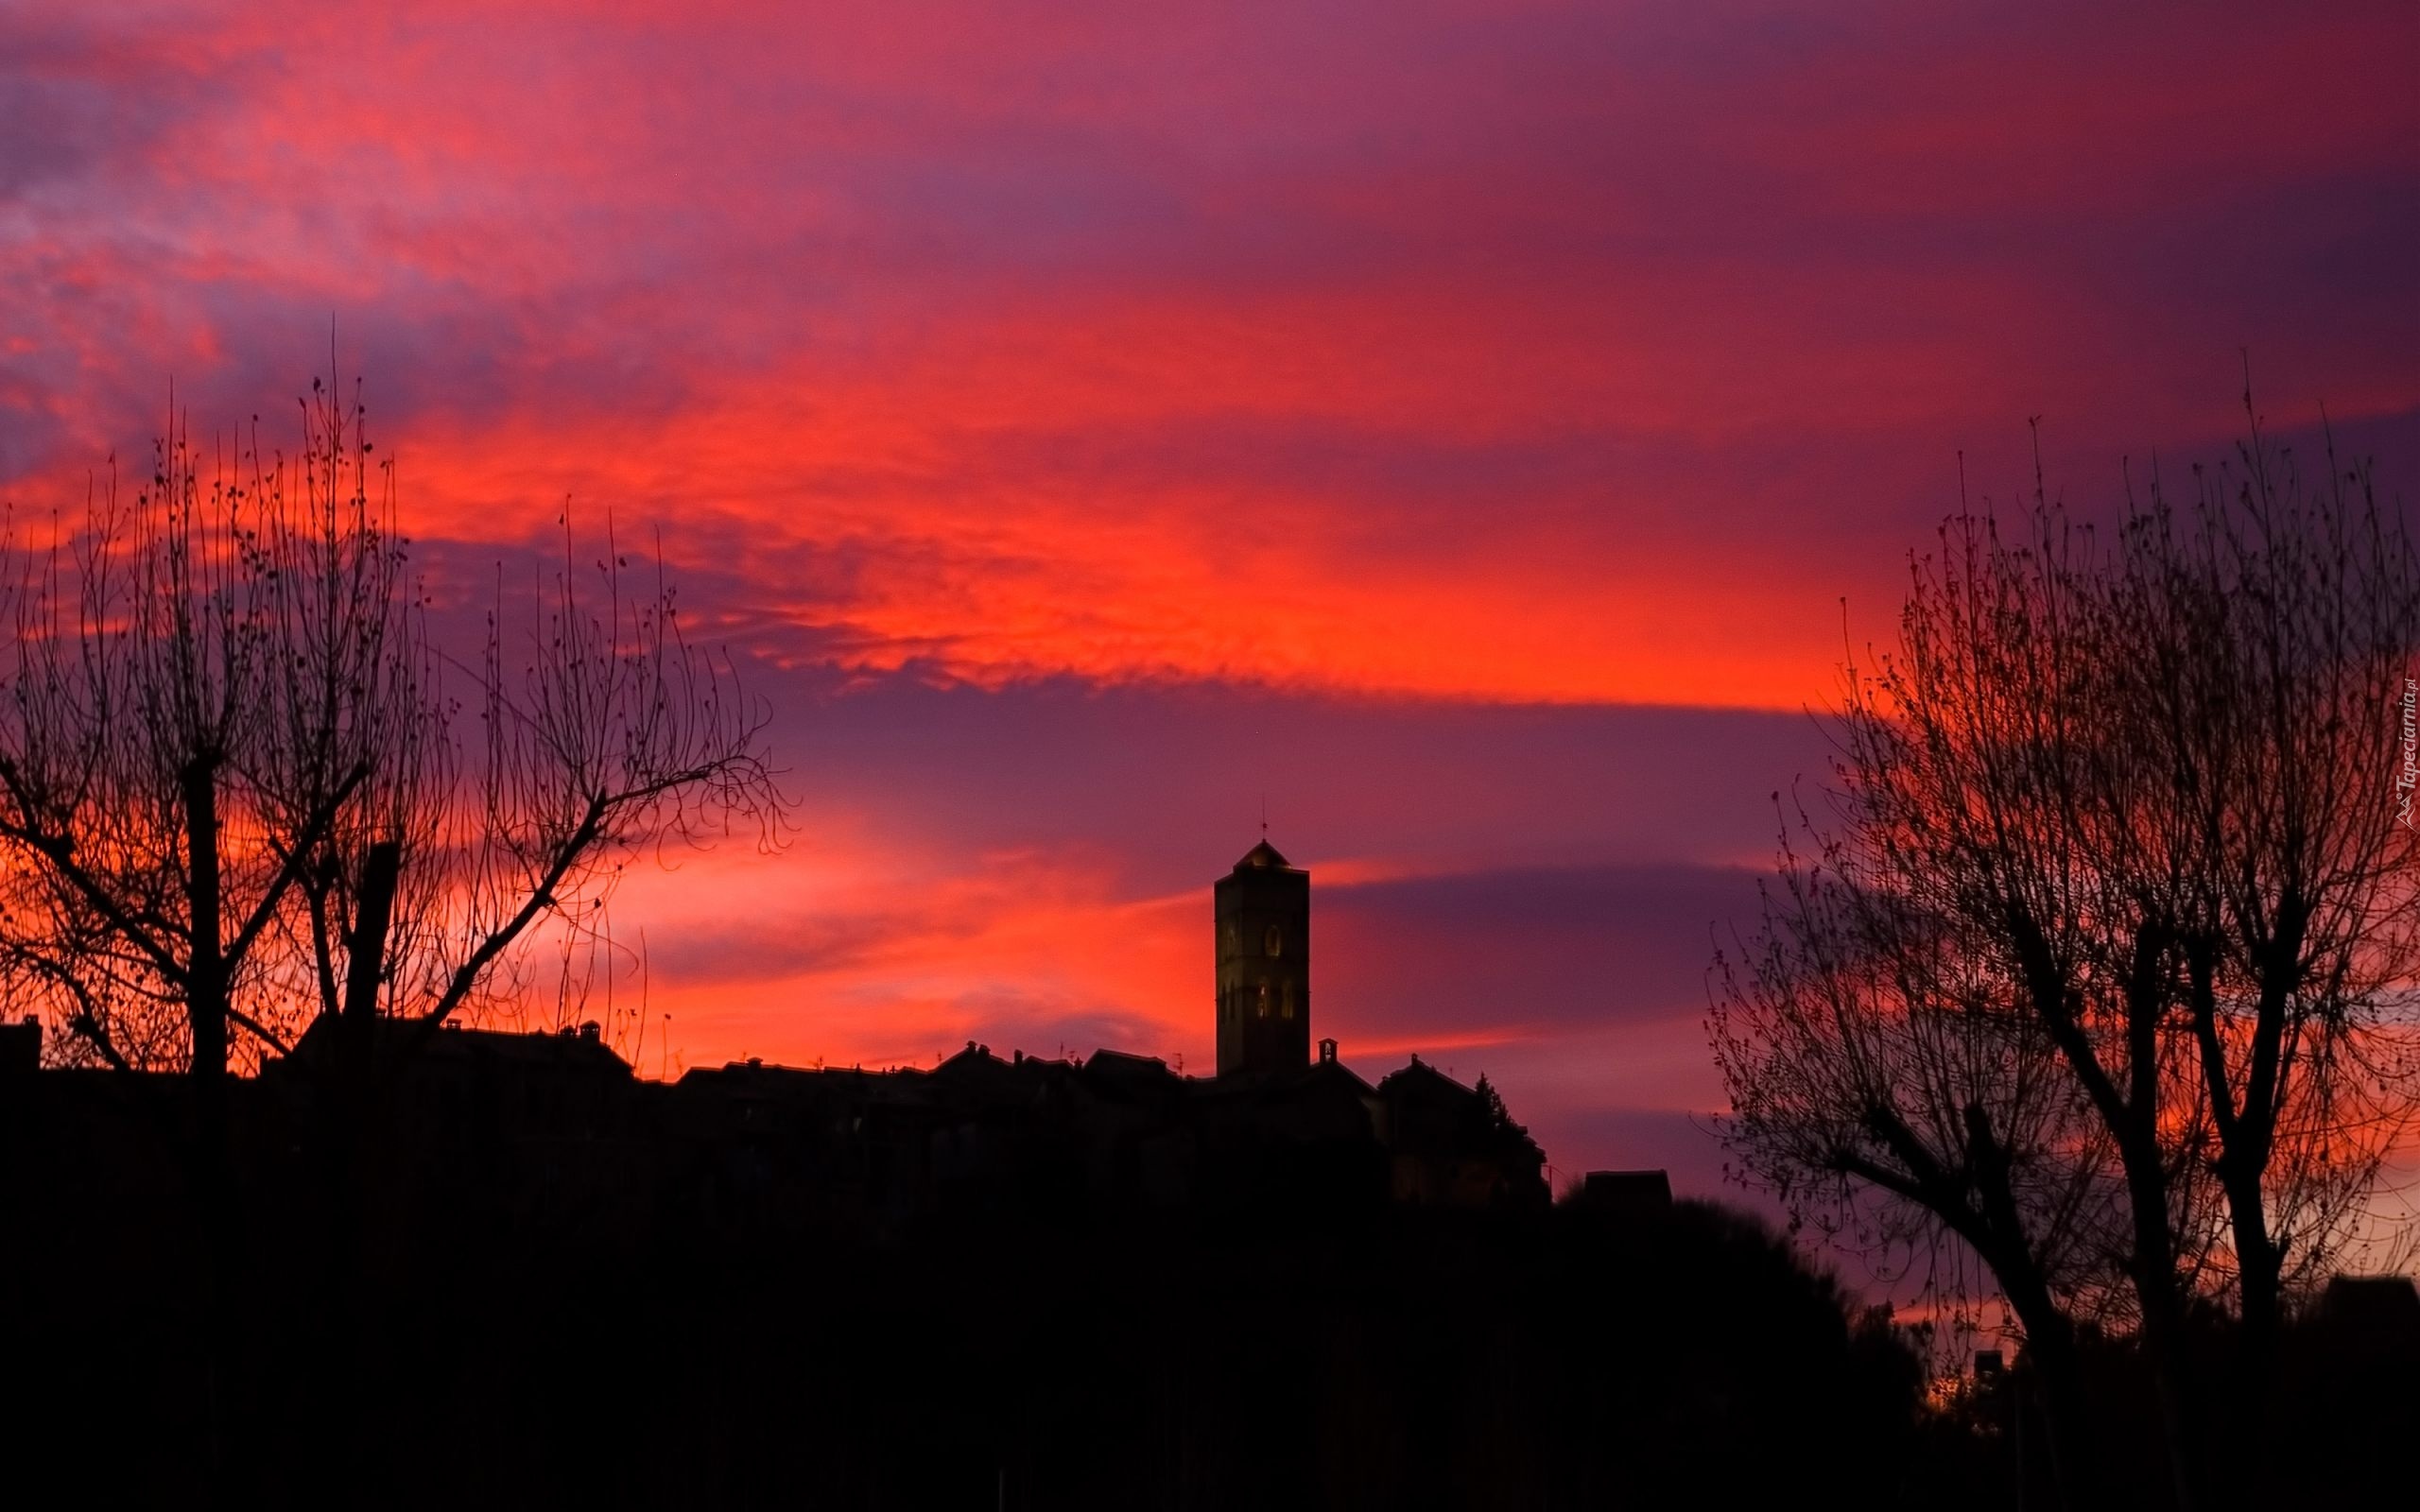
<box><xmin>2221</xmin><ymin>1176</ymin><xmax>2283</xmax><ymax>1507</ymax></box>
<box><xmin>316</xmin><ymin>839</ymin><xmax>404</xmax><ymax>1494</ymax></box>
<box><xmin>181</xmin><ymin>755</ymin><xmax>234</xmax><ymax>1496</ymax></box>
<box><xmin>1995</xmin><ymin>1266</ymin><xmax>2100</xmax><ymax>1512</ymax></box>
<box><xmin>340</xmin><ymin>840</ymin><xmax>402</xmax><ymax>1028</ymax></box>
<box><xmin>2119</xmin><ymin>1150</ymin><xmax>2213</xmax><ymax>1512</ymax></box>
<box><xmin>1962</xmin><ymin>1103</ymin><xmax>2100</xmax><ymax>1511</ymax></box>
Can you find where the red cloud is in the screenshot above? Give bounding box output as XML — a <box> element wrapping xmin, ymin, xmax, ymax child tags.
<box><xmin>3</xmin><ymin>0</ymin><xmax>2415</xmax><ymax>1193</ymax></box>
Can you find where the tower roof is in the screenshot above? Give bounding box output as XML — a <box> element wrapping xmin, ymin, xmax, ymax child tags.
<box><xmin>1234</xmin><ymin>838</ymin><xmax>1292</xmax><ymax>871</ymax></box>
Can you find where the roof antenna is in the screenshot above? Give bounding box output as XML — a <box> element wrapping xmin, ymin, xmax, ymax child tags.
<box><xmin>1260</xmin><ymin>793</ymin><xmax>1269</xmax><ymax>839</ymax></box>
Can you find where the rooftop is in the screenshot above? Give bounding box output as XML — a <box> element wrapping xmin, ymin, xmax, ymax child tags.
<box><xmin>1234</xmin><ymin>838</ymin><xmax>1292</xmax><ymax>871</ymax></box>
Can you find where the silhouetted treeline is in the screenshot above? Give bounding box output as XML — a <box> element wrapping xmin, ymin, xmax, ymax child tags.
<box><xmin>5</xmin><ymin>1143</ymin><xmax>1908</xmax><ymax>1504</ymax></box>
<box><xmin>5</xmin><ymin>1046</ymin><xmax>2412</xmax><ymax>1509</ymax></box>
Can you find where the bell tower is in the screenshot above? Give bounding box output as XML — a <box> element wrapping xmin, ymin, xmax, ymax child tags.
<box><xmin>1215</xmin><ymin>838</ymin><xmax>1310</xmax><ymax>1079</ymax></box>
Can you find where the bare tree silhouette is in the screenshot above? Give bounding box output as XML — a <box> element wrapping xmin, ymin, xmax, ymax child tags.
<box><xmin>0</xmin><ymin>363</ymin><xmax>786</xmax><ymax>1478</ymax></box>
<box><xmin>0</xmin><ymin>368</ymin><xmax>786</xmax><ymax>1074</ymax></box>
<box><xmin>1713</xmin><ymin>394</ymin><xmax>2420</xmax><ymax>1512</ymax></box>
<box><xmin>4</xmin><ymin>373</ymin><xmax>784</xmax><ymax>1054</ymax></box>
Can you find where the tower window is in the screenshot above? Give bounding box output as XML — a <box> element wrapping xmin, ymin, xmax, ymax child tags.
<box><xmin>1281</xmin><ymin>980</ymin><xmax>1295</xmax><ymax>1020</ymax></box>
<box><xmin>1256</xmin><ymin>982</ymin><xmax>1270</xmax><ymax>1018</ymax></box>
<box><xmin>1265</xmin><ymin>925</ymin><xmax>1282</xmax><ymax>958</ymax></box>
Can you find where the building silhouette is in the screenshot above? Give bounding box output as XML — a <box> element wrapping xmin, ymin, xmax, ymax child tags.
<box><xmin>634</xmin><ymin>836</ymin><xmax>1550</xmax><ymax>1224</ymax></box>
<box><xmin>2</xmin><ymin>838</ymin><xmax>1553</xmax><ymax>1247</ymax></box>
<box><xmin>1216</xmin><ymin>838</ymin><xmax>1311</xmax><ymax>1077</ymax></box>
<box><xmin>643</xmin><ymin>837</ymin><xmax>1550</xmax><ymax>1226</ymax></box>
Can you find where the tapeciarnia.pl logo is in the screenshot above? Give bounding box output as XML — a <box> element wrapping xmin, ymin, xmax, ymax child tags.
<box><xmin>2399</xmin><ymin>677</ymin><xmax>2418</xmax><ymax>830</ymax></box>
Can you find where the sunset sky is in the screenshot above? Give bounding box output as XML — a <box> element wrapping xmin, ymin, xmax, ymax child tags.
<box><xmin>4</xmin><ymin>0</ymin><xmax>2416</xmax><ymax>1202</ymax></box>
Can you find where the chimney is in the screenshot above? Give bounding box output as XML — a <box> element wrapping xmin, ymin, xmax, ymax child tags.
<box><xmin>1</xmin><ymin>1016</ymin><xmax>39</xmax><ymax>1077</ymax></box>
<box><xmin>1576</xmin><ymin>1170</ymin><xmax>1673</xmax><ymax>1219</ymax></box>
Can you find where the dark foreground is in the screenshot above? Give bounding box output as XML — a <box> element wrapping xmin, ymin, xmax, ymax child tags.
<box><xmin>3</xmin><ymin>1064</ymin><xmax>2411</xmax><ymax>1509</ymax></box>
